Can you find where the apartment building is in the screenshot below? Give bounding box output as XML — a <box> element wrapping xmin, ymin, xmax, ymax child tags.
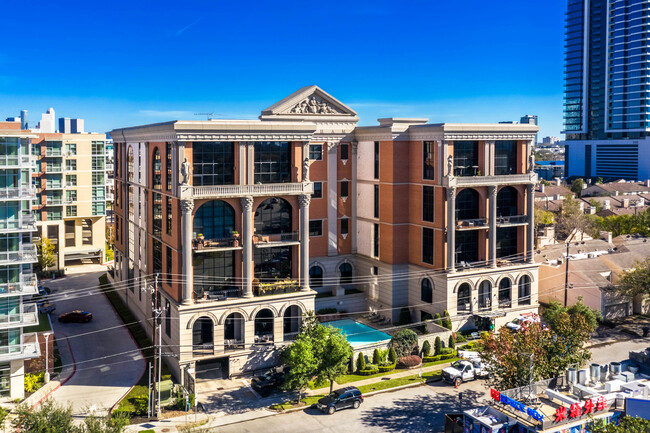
<box><xmin>110</xmin><ymin>86</ymin><xmax>540</xmax><ymax>381</ymax></box>
<box><xmin>0</xmin><ymin>122</ymin><xmax>40</xmax><ymax>399</ymax></box>
<box><xmin>32</xmin><ymin>132</ymin><xmax>107</xmax><ymax>268</ymax></box>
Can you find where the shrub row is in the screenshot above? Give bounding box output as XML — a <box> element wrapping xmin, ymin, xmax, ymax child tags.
<box><xmin>358</xmin><ymin>364</ymin><xmax>379</xmax><ymax>376</ymax></box>
<box><xmin>378</xmin><ymin>363</ymin><xmax>397</xmax><ymax>372</ymax></box>
<box><xmin>423</xmin><ymin>351</ymin><xmax>458</xmax><ymax>363</ymax></box>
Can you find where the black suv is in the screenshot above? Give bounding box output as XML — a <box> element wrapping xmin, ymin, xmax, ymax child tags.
<box><xmin>251</xmin><ymin>367</ymin><xmax>286</xmax><ymax>397</ymax></box>
<box><xmin>316</xmin><ymin>386</ymin><xmax>363</xmax><ymax>414</ymax></box>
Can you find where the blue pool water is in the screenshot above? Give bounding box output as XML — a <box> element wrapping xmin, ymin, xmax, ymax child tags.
<box><xmin>326</xmin><ymin>319</ymin><xmax>392</xmax><ymax>347</ymax></box>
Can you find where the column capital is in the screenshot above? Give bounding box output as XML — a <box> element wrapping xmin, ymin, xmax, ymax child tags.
<box><xmin>298</xmin><ymin>194</ymin><xmax>311</xmax><ymax>208</ymax></box>
<box><xmin>181</xmin><ymin>199</ymin><xmax>194</xmax><ymax>214</ymax></box>
<box><xmin>241</xmin><ymin>196</ymin><xmax>254</xmax><ymax>211</ymax></box>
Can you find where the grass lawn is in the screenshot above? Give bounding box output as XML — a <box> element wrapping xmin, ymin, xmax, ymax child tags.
<box><xmin>422</xmin><ymin>357</ymin><xmax>460</xmax><ymax>368</ymax></box>
<box><xmin>357</xmin><ymin>370</ymin><xmax>441</xmax><ymax>394</ymax></box>
<box><xmin>336</xmin><ymin>369</ymin><xmax>399</xmax><ymax>384</ymax></box>
<box><xmin>23</xmin><ymin>312</ymin><xmax>52</xmax><ymax>333</ymax></box>
<box><xmin>270</xmin><ymin>395</ymin><xmax>323</xmax><ymax>411</ymax></box>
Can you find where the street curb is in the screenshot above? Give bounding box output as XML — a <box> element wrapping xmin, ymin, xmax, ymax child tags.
<box><xmin>31</xmin><ymin>331</ymin><xmax>77</xmax><ymax>410</ymax></box>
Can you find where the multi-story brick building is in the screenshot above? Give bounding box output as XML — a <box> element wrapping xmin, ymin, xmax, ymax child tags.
<box><xmin>110</xmin><ymin>86</ymin><xmax>540</xmax><ymax>381</ymax></box>
<box><xmin>0</xmin><ymin>122</ymin><xmax>40</xmax><ymax>399</ymax></box>
<box><xmin>31</xmin><ymin>132</ymin><xmax>107</xmax><ymax>268</ymax></box>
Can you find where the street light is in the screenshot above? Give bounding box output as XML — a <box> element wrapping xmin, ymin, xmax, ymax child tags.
<box><xmin>43</xmin><ymin>332</ymin><xmax>52</xmax><ymax>383</ymax></box>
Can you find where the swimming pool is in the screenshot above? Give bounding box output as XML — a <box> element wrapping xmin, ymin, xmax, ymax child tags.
<box><xmin>326</xmin><ymin>319</ymin><xmax>392</xmax><ymax>347</ymax></box>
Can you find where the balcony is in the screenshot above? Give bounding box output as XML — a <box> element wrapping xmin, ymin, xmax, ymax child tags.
<box><xmin>45</xmin><ymin>149</ymin><xmax>62</xmax><ymax>157</ymax></box>
<box><xmin>0</xmin><ymin>155</ymin><xmax>32</xmax><ymax>169</ymax></box>
<box><xmin>0</xmin><ymin>303</ymin><xmax>38</xmax><ymax>329</ymax></box>
<box><xmin>0</xmin><ymin>332</ymin><xmax>40</xmax><ymax>362</ymax></box>
<box><xmin>0</xmin><ymin>214</ymin><xmax>37</xmax><ymax>234</ymax></box>
<box><xmin>443</xmin><ymin>172</ymin><xmax>537</xmax><ymax>188</ymax></box>
<box><xmin>0</xmin><ymin>274</ymin><xmax>38</xmax><ymax>297</ymax></box>
<box><xmin>224</xmin><ymin>340</ymin><xmax>245</xmax><ymax>351</ymax></box>
<box><xmin>45</xmin><ymin>197</ymin><xmax>64</xmax><ymax>205</ymax></box>
<box><xmin>194</xmin><ymin>288</ymin><xmax>243</xmax><ymax>303</ymax></box>
<box><xmin>193</xmin><ymin>236</ymin><xmax>242</xmax><ymax>252</ymax></box>
<box><xmin>456</xmin><ymin>218</ymin><xmax>488</xmax><ymax>230</ymax></box>
<box><xmin>0</xmin><ymin>244</ymin><xmax>38</xmax><ymax>265</ymax></box>
<box><xmin>0</xmin><ymin>187</ymin><xmax>35</xmax><ymax>201</ymax></box>
<box><xmin>188</xmin><ymin>182</ymin><xmax>314</xmax><ymax>199</ymax></box>
<box><xmin>253</xmin><ymin>231</ymin><xmax>300</xmax><ymax>248</ymax></box>
<box><xmin>46</xmin><ymin>165</ymin><xmax>64</xmax><ymax>174</ymax></box>
<box><xmin>105</xmin><ymin>192</ymin><xmax>114</xmax><ymax>201</ymax></box>
<box><xmin>495</xmin><ymin>215</ymin><xmax>529</xmax><ymax>227</ymax></box>
<box><xmin>106</xmin><ymin>163</ymin><xmax>114</xmax><ymax>172</ymax></box>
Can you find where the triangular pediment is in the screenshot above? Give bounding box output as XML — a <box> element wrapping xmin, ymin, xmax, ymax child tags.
<box><xmin>260</xmin><ymin>85</ymin><xmax>358</xmax><ymax>118</ymax></box>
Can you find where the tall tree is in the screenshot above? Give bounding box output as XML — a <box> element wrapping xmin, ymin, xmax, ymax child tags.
<box><xmin>280</xmin><ymin>336</ymin><xmax>317</xmax><ymax>401</ymax></box>
<box><xmin>36</xmin><ymin>237</ymin><xmax>56</xmax><ymax>271</ymax></box>
<box><xmin>588</xmin><ymin>415</ymin><xmax>650</xmax><ymax>433</ymax></box>
<box><xmin>542</xmin><ymin>299</ymin><xmax>601</xmax><ymax>332</ymax></box>
<box><xmin>570</xmin><ymin>178</ymin><xmax>585</xmax><ymax>196</ymax></box>
<box><xmin>317</xmin><ymin>329</ymin><xmax>354</xmax><ymax>393</ymax></box>
<box><xmin>556</xmin><ymin>195</ymin><xmax>594</xmax><ymax>240</ymax></box>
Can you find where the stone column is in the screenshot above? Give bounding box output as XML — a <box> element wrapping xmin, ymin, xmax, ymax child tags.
<box><xmin>181</xmin><ymin>199</ymin><xmax>194</xmax><ymax>305</ymax></box>
<box><xmin>527</xmin><ymin>184</ymin><xmax>535</xmax><ymax>263</ymax></box>
<box><xmin>299</xmin><ymin>194</ymin><xmax>311</xmax><ymax>291</ymax></box>
<box><xmin>447</xmin><ymin>187</ymin><xmax>456</xmax><ymax>273</ymax></box>
<box><xmin>489</xmin><ymin>185</ymin><xmax>497</xmax><ymax>268</ymax></box>
<box><xmin>241</xmin><ymin>196</ymin><xmax>254</xmax><ymax>298</ymax></box>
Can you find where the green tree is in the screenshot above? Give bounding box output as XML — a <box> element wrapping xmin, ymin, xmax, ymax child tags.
<box><xmin>36</xmin><ymin>237</ymin><xmax>56</xmax><ymax>271</ymax></box>
<box><xmin>542</xmin><ymin>299</ymin><xmax>601</xmax><ymax>332</ymax></box>
<box><xmin>356</xmin><ymin>352</ymin><xmax>366</xmax><ymax>372</ymax></box>
<box><xmin>448</xmin><ymin>334</ymin><xmax>456</xmax><ymax>350</ymax></box>
<box><xmin>280</xmin><ymin>336</ymin><xmax>318</xmax><ymax>401</ymax></box>
<box><xmin>433</xmin><ymin>313</ymin><xmax>441</xmax><ymax>326</ymax></box>
<box><xmin>442</xmin><ymin>310</ymin><xmax>452</xmax><ymax>330</ymax></box>
<box><xmin>616</xmin><ymin>257</ymin><xmax>650</xmax><ymax>298</ymax></box>
<box><xmin>422</xmin><ymin>340</ymin><xmax>431</xmax><ymax>357</ymax></box>
<box><xmin>390</xmin><ymin>329</ymin><xmax>418</xmax><ymax>358</ymax></box>
<box><xmin>388</xmin><ymin>347</ymin><xmax>397</xmax><ymax>364</ymax></box>
<box><xmin>372</xmin><ymin>348</ymin><xmax>381</xmax><ymax>365</ymax></box>
<box><xmin>589</xmin><ymin>199</ymin><xmax>603</xmax><ymax>213</ymax></box>
<box><xmin>556</xmin><ymin>195</ymin><xmax>594</xmax><ymax>240</ymax></box>
<box><xmin>434</xmin><ymin>336</ymin><xmax>442</xmax><ymax>356</ymax></box>
<box><xmin>535</xmin><ymin>206</ymin><xmax>556</xmax><ymax>227</ymax></box>
<box><xmin>588</xmin><ymin>415</ymin><xmax>650</xmax><ymax>433</ymax></box>
<box><xmin>571</xmin><ymin>178</ymin><xmax>585</xmax><ymax>196</ymax></box>
<box><xmin>316</xmin><ymin>330</ymin><xmax>353</xmax><ymax>393</ymax></box>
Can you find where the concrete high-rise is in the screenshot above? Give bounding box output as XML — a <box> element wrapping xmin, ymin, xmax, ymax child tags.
<box><xmin>563</xmin><ymin>0</ymin><xmax>650</xmax><ymax>180</ymax></box>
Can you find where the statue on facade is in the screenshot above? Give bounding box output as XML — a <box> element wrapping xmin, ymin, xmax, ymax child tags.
<box><xmin>303</xmin><ymin>157</ymin><xmax>310</xmax><ymax>182</ymax></box>
<box><xmin>529</xmin><ymin>152</ymin><xmax>535</xmax><ymax>173</ymax></box>
<box><xmin>180</xmin><ymin>158</ymin><xmax>191</xmax><ymax>185</ymax></box>
<box><xmin>447</xmin><ymin>155</ymin><xmax>454</xmax><ymax>177</ymax></box>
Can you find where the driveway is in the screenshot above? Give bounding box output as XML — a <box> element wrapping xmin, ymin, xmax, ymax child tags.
<box><xmin>45</xmin><ymin>265</ymin><xmax>145</xmax><ymax>416</ymax></box>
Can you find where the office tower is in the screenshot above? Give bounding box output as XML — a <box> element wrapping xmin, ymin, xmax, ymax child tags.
<box><xmin>111</xmin><ymin>86</ymin><xmax>539</xmax><ymax>382</ymax></box>
<box><xmin>0</xmin><ymin>122</ymin><xmax>40</xmax><ymax>399</ymax></box>
<box><xmin>564</xmin><ymin>0</ymin><xmax>650</xmax><ymax>180</ymax></box>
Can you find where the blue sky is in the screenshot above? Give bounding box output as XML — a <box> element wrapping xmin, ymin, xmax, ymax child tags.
<box><xmin>1</xmin><ymin>0</ymin><xmax>565</xmax><ymax>138</ymax></box>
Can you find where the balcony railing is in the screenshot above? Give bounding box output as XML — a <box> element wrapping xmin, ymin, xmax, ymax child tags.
<box><xmin>0</xmin><ymin>244</ymin><xmax>38</xmax><ymax>265</ymax></box>
<box><xmin>0</xmin><ymin>155</ymin><xmax>31</xmax><ymax>168</ymax></box>
<box><xmin>190</xmin><ymin>182</ymin><xmax>314</xmax><ymax>199</ymax></box>
<box><xmin>0</xmin><ymin>274</ymin><xmax>38</xmax><ymax>297</ymax></box>
<box><xmin>0</xmin><ymin>332</ymin><xmax>40</xmax><ymax>362</ymax></box>
<box><xmin>192</xmin><ymin>344</ymin><xmax>214</xmax><ymax>356</ymax></box>
<box><xmin>444</xmin><ymin>172</ymin><xmax>537</xmax><ymax>188</ymax></box>
<box><xmin>0</xmin><ymin>303</ymin><xmax>38</xmax><ymax>329</ymax></box>
<box><xmin>496</xmin><ymin>215</ymin><xmax>529</xmax><ymax>226</ymax></box>
<box><xmin>46</xmin><ymin>166</ymin><xmax>63</xmax><ymax>174</ymax></box>
<box><xmin>45</xmin><ymin>149</ymin><xmax>62</xmax><ymax>157</ymax></box>
<box><xmin>456</xmin><ymin>218</ymin><xmax>488</xmax><ymax>230</ymax></box>
<box><xmin>45</xmin><ymin>197</ymin><xmax>64</xmax><ymax>205</ymax></box>
<box><xmin>253</xmin><ymin>231</ymin><xmax>300</xmax><ymax>247</ymax></box>
<box><xmin>0</xmin><ymin>214</ymin><xmax>37</xmax><ymax>233</ymax></box>
<box><xmin>193</xmin><ymin>236</ymin><xmax>241</xmax><ymax>251</ymax></box>
<box><xmin>0</xmin><ymin>187</ymin><xmax>35</xmax><ymax>200</ymax></box>
<box><xmin>194</xmin><ymin>288</ymin><xmax>243</xmax><ymax>303</ymax></box>
<box><xmin>224</xmin><ymin>340</ymin><xmax>245</xmax><ymax>351</ymax></box>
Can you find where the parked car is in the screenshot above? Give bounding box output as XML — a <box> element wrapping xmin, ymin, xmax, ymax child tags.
<box><xmin>251</xmin><ymin>366</ymin><xmax>286</xmax><ymax>397</ymax></box>
<box><xmin>39</xmin><ymin>303</ymin><xmax>56</xmax><ymax>314</ymax></box>
<box><xmin>58</xmin><ymin>310</ymin><xmax>92</xmax><ymax>323</ymax></box>
<box><xmin>316</xmin><ymin>386</ymin><xmax>363</xmax><ymax>414</ymax></box>
<box><xmin>442</xmin><ymin>358</ymin><xmax>490</xmax><ymax>387</ymax></box>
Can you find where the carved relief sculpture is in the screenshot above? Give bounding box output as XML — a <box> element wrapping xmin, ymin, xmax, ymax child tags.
<box><xmin>180</xmin><ymin>158</ymin><xmax>191</xmax><ymax>185</ymax></box>
<box><xmin>302</xmin><ymin>157</ymin><xmax>310</xmax><ymax>182</ymax></box>
<box><xmin>447</xmin><ymin>155</ymin><xmax>454</xmax><ymax>177</ymax></box>
<box><xmin>290</xmin><ymin>95</ymin><xmax>339</xmax><ymax>114</ymax></box>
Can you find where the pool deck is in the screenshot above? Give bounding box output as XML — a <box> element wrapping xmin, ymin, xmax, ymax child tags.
<box><xmin>325</xmin><ymin>318</ymin><xmax>392</xmax><ymax>348</ymax></box>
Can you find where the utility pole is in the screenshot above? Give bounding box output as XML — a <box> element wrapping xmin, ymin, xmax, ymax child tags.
<box><xmin>149</xmin><ymin>274</ymin><xmax>162</xmax><ymax>418</ymax></box>
<box><xmin>564</xmin><ymin>232</ymin><xmax>576</xmax><ymax>307</ymax></box>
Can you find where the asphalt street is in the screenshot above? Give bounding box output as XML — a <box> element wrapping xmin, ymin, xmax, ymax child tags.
<box><xmin>45</xmin><ymin>265</ymin><xmax>145</xmax><ymax>416</ymax></box>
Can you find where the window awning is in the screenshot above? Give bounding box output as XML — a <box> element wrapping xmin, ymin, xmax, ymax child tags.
<box><xmin>474</xmin><ymin>311</ymin><xmax>507</xmax><ymax>319</ymax></box>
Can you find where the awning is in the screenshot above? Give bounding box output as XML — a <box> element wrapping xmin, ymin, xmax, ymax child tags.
<box><xmin>474</xmin><ymin>311</ymin><xmax>507</xmax><ymax>319</ymax></box>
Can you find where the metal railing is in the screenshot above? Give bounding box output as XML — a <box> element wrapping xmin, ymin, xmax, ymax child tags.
<box><xmin>0</xmin><ymin>303</ymin><xmax>38</xmax><ymax>329</ymax></box>
<box><xmin>456</xmin><ymin>218</ymin><xmax>488</xmax><ymax>229</ymax></box>
<box><xmin>193</xmin><ymin>236</ymin><xmax>240</xmax><ymax>250</ymax></box>
<box><xmin>0</xmin><ymin>214</ymin><xmax>36</xmax><ymax>232</ymax></box>
<box><xmin>496</xmin><ymin>215</ymin><xmax>528</xmax><ymax>225</ymax></box>
<box><xmin>0</xmin><ymin>332</ymin><xmax>40</xmax><ymax>362</ymax></box>
<box><xmin>191</xmin><ymin>182</ymin><xmax>314</xmax><ymax>199</ymax></box>
<box><xmin>253</xmin><ymin>231</ymin><xmax>300</xmax><ymax>244</ymax></box>
<box><xmin>194</xmin><ymin>288</ymin><xmax>243</xmax><ymax>302</ymax></box>
<box><xmin>0</xmin><ymin>155</ymin><xmax>31</xmax><ymax>168</ymax></box>
<box><xmin>0</xmin><ymin>274</ymin><xmax>38</xmax><ymax>297</ymax></box>
<box><xmin>0</xmin><ymin>187</ymin><xmax>34</xmax><ymax>200</ymax></box>
<box><xmin>224</xmin><ymin>340</ymin><xmax>245</xmax><ymax>351</ymax></box>
<box><xmin>45</xmin><ymin>197</ymin><xmax>64</xmax><ymax>205</ymax></box>
<box><xmin>0</xmin><ymin>244</ymin><xmax>38</xmax><ymax>264</ymax></box>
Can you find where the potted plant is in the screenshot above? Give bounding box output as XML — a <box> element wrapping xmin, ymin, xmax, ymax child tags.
<box><xmin>232</xmin><ymin>231</ymin><xmax>239</xmax><ymax>239</ymax></box>
<box><xmin>197</xmin><ymin>233</ymin><xmax>205</xmax><ymax>242</ymax></box>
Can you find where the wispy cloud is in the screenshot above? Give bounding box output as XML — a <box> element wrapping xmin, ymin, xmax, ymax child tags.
<box><xmin>139</xmin><ymin>109</ymin><xmax>194</xmax><ymax>118</ymax></box>
<box><xmin>176</xmin><ymin>17</ymin><xmax>204</xmax><ymax>37</ymax></box>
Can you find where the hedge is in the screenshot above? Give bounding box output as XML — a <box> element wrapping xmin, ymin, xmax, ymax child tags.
<box><xmin>423</xmin><ymin>351</ymin><xmax>458</xmax><ymax>363</ymax></box>
<box><xmin>378</xmin><ymin>363</ymin><xmax>397</xmax><ymax>372</ymax></box>
<box><xmin>398</xmin><ymin>355</ymin><xmax>422</xmax><ymax>368</ymax></box>
<box><xmin>358</xmin><ymin>365</ymin><xmax>379</xmax><ymax>376</ymax></box>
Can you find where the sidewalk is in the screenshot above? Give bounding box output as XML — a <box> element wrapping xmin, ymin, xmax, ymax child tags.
<box><xmin>124</xmin><ymin>360</ymin><xmax>456</xmax><ymax>432</ymax></box>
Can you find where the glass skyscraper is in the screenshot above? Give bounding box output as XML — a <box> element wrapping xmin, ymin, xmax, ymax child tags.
<box><xmin>564</xmin><ymin>0</ymin><xmax>650</xmax><ymax>180</ymax></box>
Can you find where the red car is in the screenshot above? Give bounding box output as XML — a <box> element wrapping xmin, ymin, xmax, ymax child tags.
<box><xmin>58</xmin><ymin>310</ymin><xmax>93</xmax><ymax>323</ymax></box>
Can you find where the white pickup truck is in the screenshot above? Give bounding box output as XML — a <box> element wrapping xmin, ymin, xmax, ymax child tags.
<box><xmin>441</xmin><ymin>356</ymin><xmax>490</xmax><ymax>387</ymax></box>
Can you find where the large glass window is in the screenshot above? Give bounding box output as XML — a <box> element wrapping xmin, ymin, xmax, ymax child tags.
<box><xmin>495</xmin><ymin>141</ymin><xmax>517</xmax><ymax>175</ymax></box>
<box><xmin>456</xmin><ymin>188</ymin><xmax>479</xmax><ymax>221</ymax></box>
<box><xmin>423</xmin><ymin>141</ymin><xmax>435</xmax><ymax>180</ymax></box>
<box><xmin>421</xmin><ymin>279</ymin><xmax>433</xmax><ymax>303</ymax></box>
<box><xmin>496</xmin><ymin>227</ymin><xmax>517</xmax><ymax>259</ymax></box>
<box><xmin>65</xmin><ymin>159</ymin><xmax>76</xmax><ymax>171</ymax></box>
<box><xmin>254</xmin><ymin>198</ymin><xmax>291</xmax><ymax>235</ymax></box>
<box><xmin>91</xmin><ymin>141</ymin><xmax>104</xmax><ymax>155</ymax></box>
<box><xmin>166</xmin><ymin>196</ymin><xmax>173</xmax><ymax>236</ymax></box>
<box><xmin>518</xmin><ymin>275</ymin><xmax>531</xmax><ymax>305</ymax></box>
<box><xmin>497</xmin><ymin>186</ymin><xmax>519</xmax><ymax>217</ymax></box>
<box><xmin>127</xmin><ymin>146</ymin><xmax>134</xmax><ymax>183</ymax></box>
<box><xmin>91</xmin><ymin>156</ymin><xmax>104</xmax><ymax>171</ymax></box>
<box><xmin>309</xmin><ymin>220</ymin><xmax>322</xmax><ymax>237</ymax></box>
<box><xmin>499</xmin><ymin>278</ymin><xmax>512</xmax><ymax>308</ymax></box>
<box><xmin>152</xmin><ymin>192</ymin><xmax>162</xmax><ymax>237</ymax></box>
<box><xmin>309</xmin><ymin>266</ymin><xmax>323</xmax><ymax>288</ymax></box>
<box><xmin>152</xmin><ymin>238</ymin><xmax>162</xmax><ymax>274</ymax></box>
<box><xmin>423</xmin><ymin>186</ymin><xmax>434</xmax><ymax>222</ymax></box>
<box><xmin>312</xmin><ymin>182</ymin><xmax>323</xmax><ymax>199</ymax></box>
<box><xmin>422</xmin><ymin>227</ymin><xmax>434</xmax><ymax>264</ymax></box>
<box><xmin>478</xmin><ymin>281</ymin><xmax>491</xmax><ymax>311</ymax></box>
<box><xmin>254</xmin><ymin>246</ymin><xmax>291</xmax><ymax>279</ymax></box>
<box><xmin>193</xmin><ymin>251</ymin><xmax>235</xmax><ymax>294</ymax></box>
<box><xmin>453</xmin><ymin>141</ymin><xmax>479</xmax><ymax>176</ymax></box>
<box><xmin>192</xmin><ymin>142</ymin><xmax>234</xmax><ymax>186</ymax></box>
<box><xmin>194</xmin><ymin>200</ymin><xmax>235</xmax><ymax>240</ymax></box>
<box><xmin>339</xmin><ymin>263</ymin><xmax>352</xmax><ymax>285</ymax></box>
<box><xmin>254</xmin><ymin>141</ymin><xmax>290</xmax><ymax>184</ymax></box>
<box><xmin>166</xmin><ymin>142</ymin><xmax>173</xmax><ymax>191</ymax></box>
<box><xmin>457</xmin><ymin>283</ymin><xmax>471</xmax><ymax>313</ymax></box>
<box><xmin>374</xmin><ymin>142</ymin><xmax>379</xmax><ymax>179</ymax></box>
<box><xmin>456</xmin><ymin>230</ymin><xmax>479</xmax><ymax>264</ymax></box>
<box><xmin>92</xmin><ymin>172</ymin><xmax>105</xmax><ymax>186</ymax></box>
<box><xmin>152</xmin><ymin>148</ymin><xmax>161</xmax><ymax>190</ymax></box>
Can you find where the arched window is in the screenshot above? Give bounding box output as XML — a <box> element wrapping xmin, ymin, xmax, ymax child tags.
<box><xmin>498</xmin><ymin>278</ymin><xmax>512</xmax><ymax>308</ymax></box>
<box><xmin>283</xmin><ymin>305</ymin><xmax>302</xmax><ymax>341</ymax></box>
<box><xmin>224</xmin><ymin>312</ymin><xmax>245</xmax><ymax>350</ymax></box>
<box><xmin>478</xmin><ymin>280</ymin><xmax>491</xmax><ymax>311</ymax></box>
<box><xmin>518</xmin><ymin>275</ymin><xmax>531</xmax><ymax>305</ymax></box>
<box><xmin>497</xmin><ymin>186</ymin><xmax>518</xmax><ymax>217</ymax></box>
<box><xmin>456</xmin><ymin>188</ymin><xmax>479</xmax><ymax>221</ymax></box>
<box><xmin>254</xmin><ymin>309</ymin><xmax>274</xmax><ymax>343</ymax></box>
<box><xmin>339</xmin><ymin>263</ymin><xmax>352</xmax><ymax>285</ymax></box>
<box><xmin>457</xmin><ymin>283</ymin><xmax>471</xmax><ymax>313</ymax></box>
<box><xmin>254</xmin><ymin>197</ymin><xmax>291</xmax><ymax>235</ymax></box>
<box><xmin>192</xmin><ymin>317</ymin><xmax>214</xmax><ymax>356</ymax></box>
<box><xmin>421</xmin><ymin>279</ymin><xmax>433</xmax><ymax>303</ymax></box>
<box><xmin>194</xmin><ymin>200</ymin><xmax>235</xmax><ymax>240</ymax></box>
<box><xmin>309</xmin><ymin>266</ymin><xmax>323</xmax><ymax>288</ymax></box>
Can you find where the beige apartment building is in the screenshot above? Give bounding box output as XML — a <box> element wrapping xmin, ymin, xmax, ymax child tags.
<box><xmin>32</xmin><ymin>132</ymin><xmax>107</xmax><ymax>268</ymax></box>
